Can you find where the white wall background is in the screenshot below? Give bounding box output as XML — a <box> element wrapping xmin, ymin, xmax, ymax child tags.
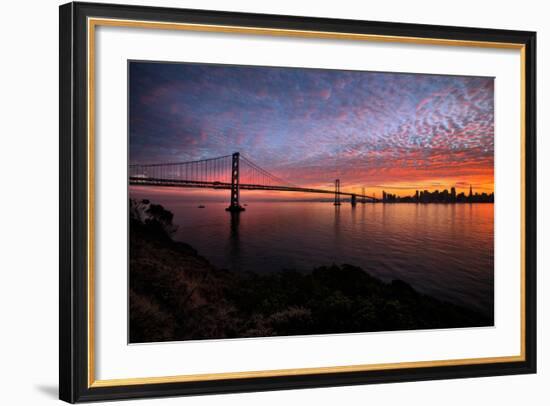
<box><xmin>0</xmin><ymin>0</ymin><xmax>546</xmax><ymax>404</ymax></box>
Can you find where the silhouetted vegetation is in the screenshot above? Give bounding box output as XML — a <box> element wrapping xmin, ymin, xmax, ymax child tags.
<box><xmin>129</xmin><ymin>199</ymin><xmax>493</xmax><ymax>343</ymax></box>
<box><xmin>382</xmin><ymin>186</ymin><xmax>493</xmax><ymax>203</ymax></box>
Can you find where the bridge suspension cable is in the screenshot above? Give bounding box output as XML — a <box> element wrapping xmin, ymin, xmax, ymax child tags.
<box><xmin>129</xmin><ymin>153</ymin><xmax>298</xmax><ymax>188</ymax></box>
<box><xmin>129</xmin><ymin>154</ymin><xmax>234</xmax><ymax>184</ymax></box>
<box><xmin>239</xmin><ymin>155</ymin><xmax>298</xmax><ymax>188</ymax></box>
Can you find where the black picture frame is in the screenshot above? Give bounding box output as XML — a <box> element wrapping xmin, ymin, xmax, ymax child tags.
<box><xmin>60</xmin><ymin>1</ymin><xmax>536</xmax><ymax>403</ymax></box>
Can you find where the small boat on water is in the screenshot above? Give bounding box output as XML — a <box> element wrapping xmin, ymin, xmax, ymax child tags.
<box><xmin>198</xmin><ymin>205</ymin><xmax>206</xmax><ymax>208</ymax></box>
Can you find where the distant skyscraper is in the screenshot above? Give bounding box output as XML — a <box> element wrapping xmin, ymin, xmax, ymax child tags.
<box><xmin>469</xmin><ymin>185</ymin><xmax>473</xmax><ymax>202</ymax></box>
<box><xmin>451</xmin><ymin>187</ymin><xmax>456</xmax><ymax>202</ymax></box>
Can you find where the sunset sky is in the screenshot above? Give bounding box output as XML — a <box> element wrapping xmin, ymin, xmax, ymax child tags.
<box><xmin>129</xmin><ymin>61</ymin><xmax>494</xmax><ymax>199</ymax></box>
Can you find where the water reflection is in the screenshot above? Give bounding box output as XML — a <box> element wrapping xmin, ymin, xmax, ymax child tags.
<box><xmin>229</xmin><ymin>211</ymin><xmax>240</xmax><ymax>240</ymax></box>
<box><xmin>228</xmin><ymin>211</ymin><xmax>241</xmax><ymax>271</ymax></box>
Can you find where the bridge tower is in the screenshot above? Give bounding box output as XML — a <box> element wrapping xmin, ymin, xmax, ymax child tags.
<box><xmin>334</xmin><ymin>179</ymin><xmax>341</xmax><ymax>206</ymax></box>
<box><xmin>361</xmin><ymin>187</ymin><xmax>366</xmax><ymax>203</ymax></box>
<box><xmin>226</xmin><ymin>152</ymin><xmax>245</xmax><ymax>212</ymax></box>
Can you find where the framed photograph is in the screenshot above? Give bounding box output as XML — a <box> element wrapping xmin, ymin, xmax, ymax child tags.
<box><xmin>59</xmin><ymin>2</ymin><xmax>536</xmax><ymax>403</ymax></box>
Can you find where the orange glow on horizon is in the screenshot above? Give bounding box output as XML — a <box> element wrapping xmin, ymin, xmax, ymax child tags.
<box><xmin>130</xmin><ymin>171</ymin><xmax>494</xmax><ymax>202</ymax></box>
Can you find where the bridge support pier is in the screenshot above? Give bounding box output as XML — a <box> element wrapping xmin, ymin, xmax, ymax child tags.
<box><xmin>351</xmin><ymin>194</ymin><xmax>357</xmax><ymax>206</ymax></box>
<box><xmin>334</xmin><ymin>179</ymin><xmax>341</xmax><ymax>206</ymax></box>
<box><xmin>226</xmin><ymin>152</ymin><xmax>245</xmax><ymax>212</ymax></box>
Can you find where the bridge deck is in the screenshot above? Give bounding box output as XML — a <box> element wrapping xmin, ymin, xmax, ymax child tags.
<box><xmin>129</xmin><ymin>177</ymin><xmax>376</xmax><ymax>200</ymax></box>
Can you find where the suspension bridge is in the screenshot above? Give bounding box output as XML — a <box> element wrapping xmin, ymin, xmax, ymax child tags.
<box><xmin>129</xmin><ymin>152</ymin><xmax>376</xmax><ymax>212</ymax></box>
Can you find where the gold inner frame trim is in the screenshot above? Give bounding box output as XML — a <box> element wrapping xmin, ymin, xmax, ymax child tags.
<box><xmin>87</xmin><ymin>17</ymin><xmax>527</xmax><ymax>388</ymax></box>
